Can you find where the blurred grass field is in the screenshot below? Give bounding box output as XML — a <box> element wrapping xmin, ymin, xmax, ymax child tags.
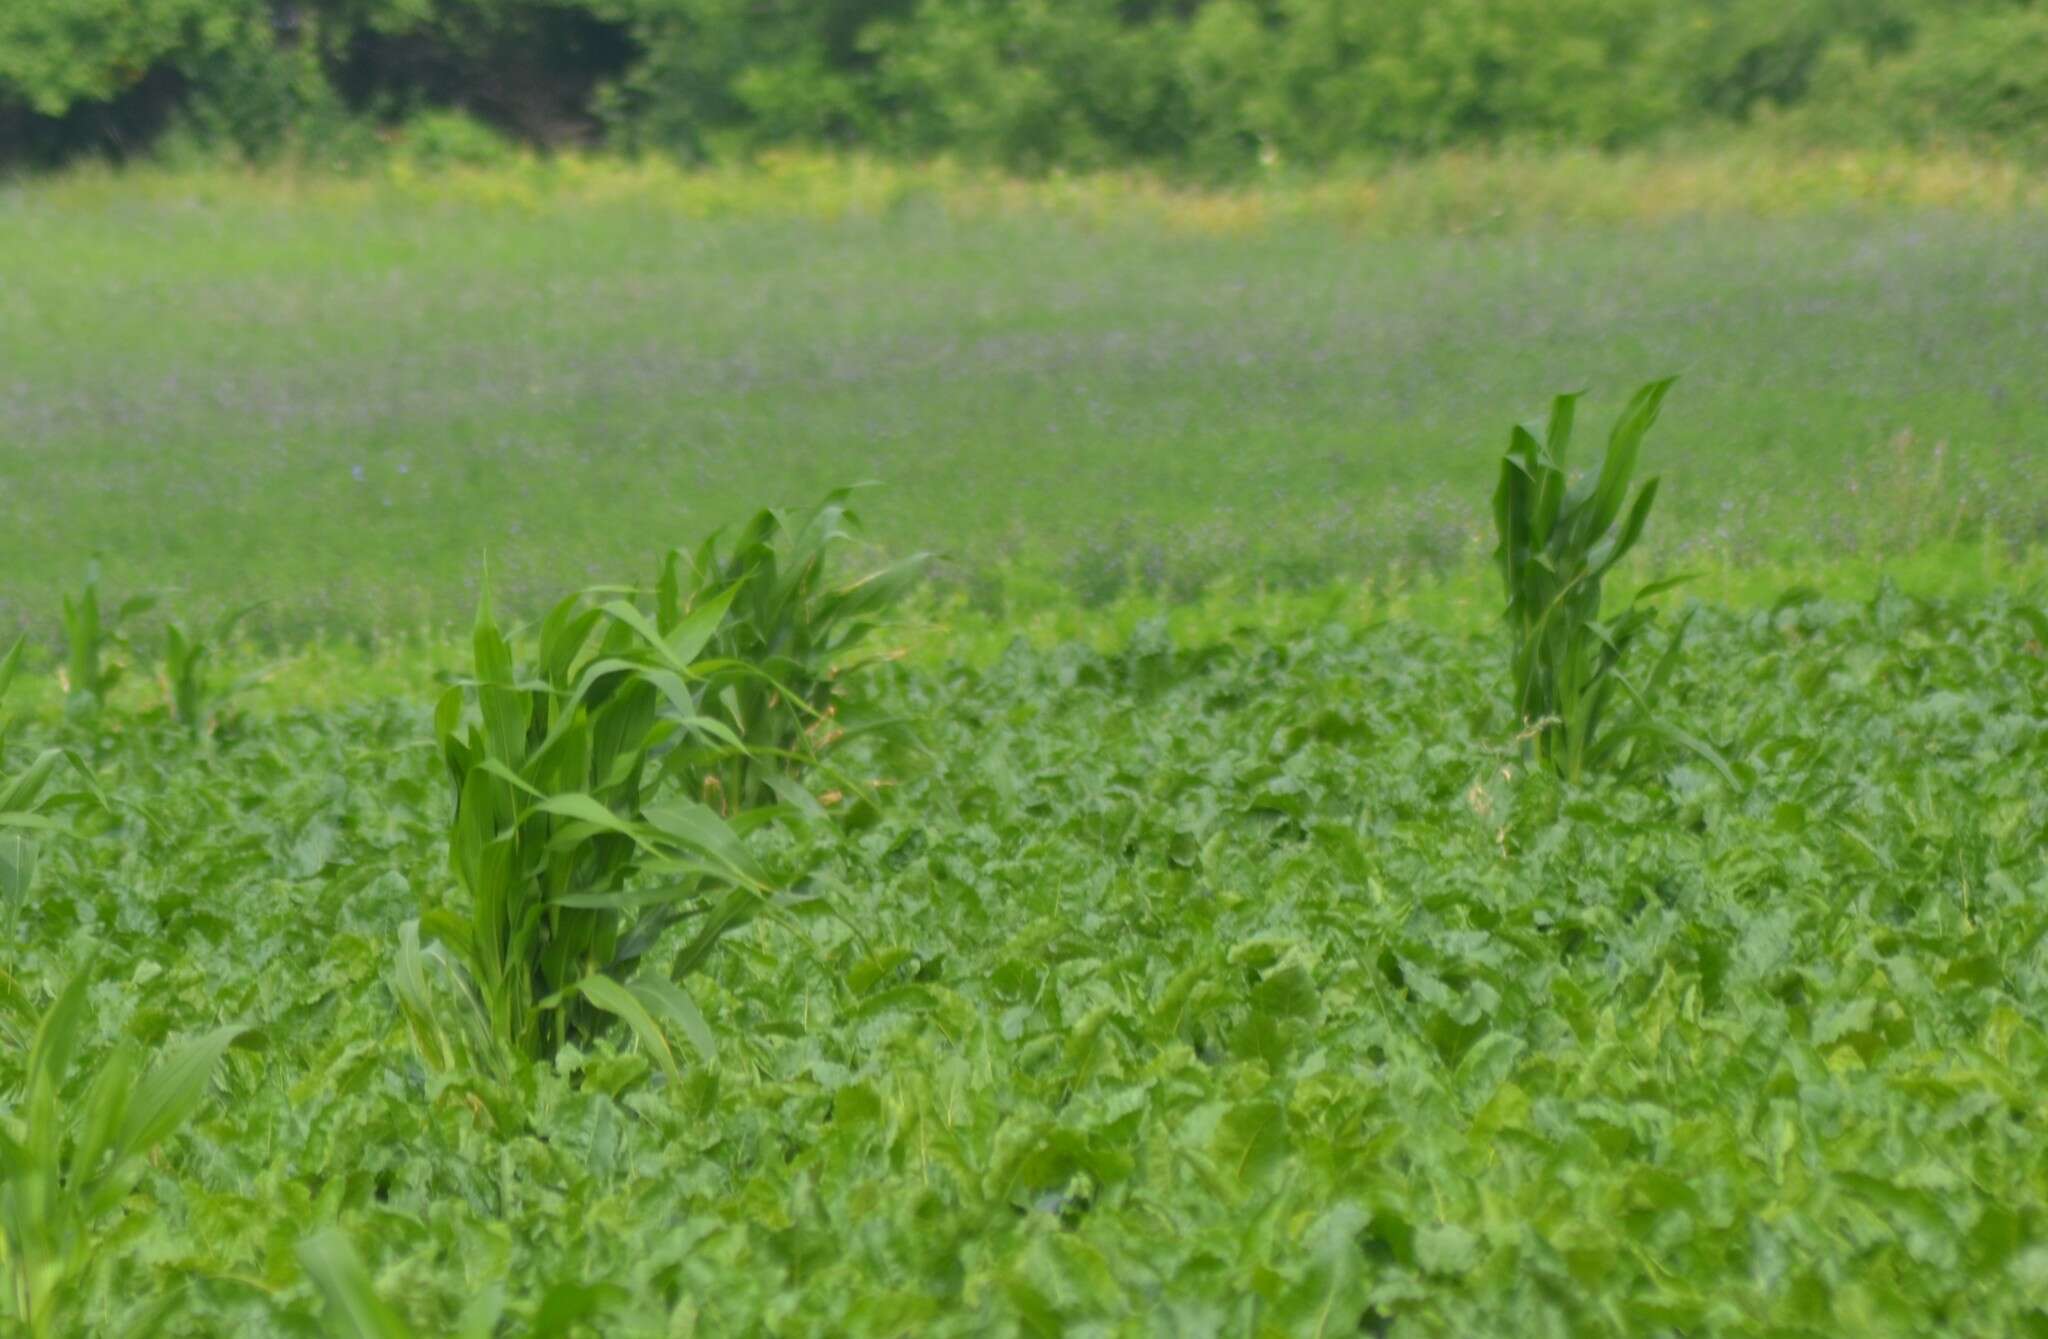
<box><xmin>3</xmin><ymin>150</ymin><xmax>2045</xmax><ymax>638</ymax></box>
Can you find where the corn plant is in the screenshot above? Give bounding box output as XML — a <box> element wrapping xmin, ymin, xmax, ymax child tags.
<box><xmin>402</xmin><ymin>575</ymin><xmax>783</xmax><ymax>1079</ymax></box>
<box><xmin>161</xmin><ymin>605</ymin><xmax>259</xmax><ymax>736</ymax></box>
<box><xmin>1492</xmin><ymin>378</ymin><xmax>1731</xmax><ymax>784</ymax></box>
<box><xmin>59</xmin><ymin>564</ymin><xmax>155</xmax><ymax>713</ymax></box>
<box><xmin>657</xmin><ymin>489</ymin><xmax>927</xmax><ymax>815</ymax></box>
<box><xmin>0</xmin><ymin>965</ymin><xmax>245</xmax><ymax>1338</ymax></box>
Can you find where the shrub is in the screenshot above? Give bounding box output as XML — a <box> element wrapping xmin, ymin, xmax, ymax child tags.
<box><xmin>394</xmin><ymin>110</ymin><xmax>517</xmax><ymax>171</ymax></box>
<box><xmin>1806</xmin><ymin>7</ymin><xmax>2048</xmax><ymax>159</ymax></box>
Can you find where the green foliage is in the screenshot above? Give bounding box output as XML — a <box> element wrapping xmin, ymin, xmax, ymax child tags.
<box><xmin>873</xmin><ymin>0</ymin><xmax>1193</xmax><ymax>172</ymax></box>
<box><xmin>1177</xmin><ymin>0</ymin><xmax>1685</xmax><ymax>162</ymax></box>
<box><xmin>1803</xmin><ymin>6</ymin><xmax>2048</xmax><ymax>158</ymax></box>
<box><xmin>299</xmin><ymin>1232</ymin><xmax>425</xmax><ymax>1339</ymax></box>
<box><xmin>6</xmin><ymin>0</ymin><xmax>2048</xmax><ymax>169</ymax></box>
<box><xmin>0</xmin><ymin>640</ymin><xmax>98</xmax><ymax>937</ymax></box>
<box><xmin>595</xmin><ymin>0</ymin><xmax>910</xmax><ymax>158</ymax></box>
<box><xmin>160</xmin><ymin>605</ymin><xmax>257</xmax><ymax>737</ymax></box>
<box><xmin>393</xmin><ymin>111</ymin><xmax>517</xmax><ymax>171</ymax></box>
<box><xmin>300</xmin><ymin>1231</ymin><xmax>505</xmax><ymax>1339</ymax></box>
<box><xmin>168</xmin><ymin>27</ymin><xmax>367</xmax><ymax>167</ymax></box>
<box><xmin>659</xmin><ymin>489</ymin><xmax>927</xmax><ymax>814</ymax></box>
<box><xmin>301</xmin><ymin>1228</ymin><xmax>632</xmax><ymax>1338</ymax></box>
<box><xmin>0</xmin><ymin>964</ymin><xmax>245</xmax><ymax>1338</ymax></box>
<box><xmin>409</xmin><ymin>568</ymin><xmax>786</xmax><ymax>1078</ymax></box>
<box><xmin>1491</xmin><ymin>379</ymin><xmax>1729</xmax><ymax>784</ymax></box>
<box><xmin>7</xmin><ymin>585</ymin><xmax>2048</xmax><ymax>1330</ymax></box>
<box><xmin>0</xmin><ymin>0</ymin><xmax>208</xmax><ymax>117</ymax></box>
<box><xmin>59</xmin><ymin>563</ymin><xmax>154</xmax><ymax>714</ymax></box>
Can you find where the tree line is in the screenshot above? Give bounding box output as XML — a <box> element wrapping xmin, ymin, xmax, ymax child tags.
<box><xmin>3</xmin><ymin>0</ymin><xmax>2045</xmax><ymax>172</ymax></box>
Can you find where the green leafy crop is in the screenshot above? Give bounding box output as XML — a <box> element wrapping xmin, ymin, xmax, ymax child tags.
<box><xmin>299</xmin><ymin>1231</ymin><xmax>503</xmax><ymax>1339</ymax></box>
<box><xmin>3</xmin><ymin>584</ymin><xmax>2048</xmax><ymax>1333</ymax></box>
<box><xmin>0</xmin><ymin>640</ymin><xmax>100</xmax><ymax>936</ymax></box>
<box><xmin>0</xmin><ymin>966</ymin><xmax>245</xmax><ymax>1339</ymax></box>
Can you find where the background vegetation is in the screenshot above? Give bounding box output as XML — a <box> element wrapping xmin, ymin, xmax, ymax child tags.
<box><xmin>6</xmin><ymin>0</ymin><xmax>2048</xmax><ymax>1331</ymax></box>
<box><xmin>5</xmin><ymin>0</ymin><xmax>2048</xmax><ymax>173</ymax></box>
<box><xmin>4</xmin><ymin>154</ymin><xmax>2044</xmax><ymax>641</ymax></box>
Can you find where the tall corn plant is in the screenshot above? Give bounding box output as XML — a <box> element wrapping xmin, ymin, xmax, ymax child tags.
<box><xmin>1492</xmin><ymin>379</ymin><xmax>1730</xmax><ymax>784</ymax></box>
<box><xmin>401</xmin><ymin>577</ymin><xmax>781</xmax><ymax>1079</ymax></box>
<box><xmin>657</xmin><ymin>489</ymin><xmax>927</xmax><ymax>815</ymax></box>
<box><xmin>1</xmin><ymin>966</ymin><xmax>245</xmax><ymax>1338</ymax></box>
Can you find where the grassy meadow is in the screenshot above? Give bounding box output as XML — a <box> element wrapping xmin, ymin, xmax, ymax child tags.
<box><xmin>3</xmin><ymin>153</ymin><xmax>2047</xmax><ymax>635</ymax></box>
<box><xmin>5</xmin><ymin>154</ymin><xmax>2048</xmax><ymax>1336</ymax></box>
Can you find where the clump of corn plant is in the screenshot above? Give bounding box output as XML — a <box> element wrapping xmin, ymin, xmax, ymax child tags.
<box><xmin>658</xmin><ymin>489</ymin><xmax>927</xmax><ymax>815</ymax></box>
<box><xmin>0</xmin><ymin>965</ymin><xmax>245</xmax><ymax>1338</ymax></box>
<box><xmin>1492</xmin><ymin>378</ymin><xmax>1731</xmax><ymax>784</ymax></box>
<box><xmin>401</xmin><ymin>576</ymin><xmax>782</xmax><ymax>1080</ymax></box>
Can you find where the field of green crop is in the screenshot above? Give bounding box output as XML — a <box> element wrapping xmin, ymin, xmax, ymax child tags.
<box><xmin>8</xmin><ymin>581</ymin><xmax>2048</xmax><ymax>1335</ymax></box>
<box><xmin>5</xmin><ymin>163</ymin><xmax>2048</xmax><ymax>1336</ymax></box>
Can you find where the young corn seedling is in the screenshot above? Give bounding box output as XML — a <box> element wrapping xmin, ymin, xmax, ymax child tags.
<box><xmin>401</xmin><ymin>574</ymin><xmax>784</xmax><ymax>1080</ymax></box>
<box><xmin>0</xmin><ymin>965</ymin><xmax>246</xmax><ymax>1339</ymax></box>
<box><xmin>1492</xmin><ymin>378</ymin><xmax>1733</xmax><ymax>785</ymax></box>
<box><xmin>160</xmin><ymin>605</ymin><xmax>260</xmax><ymax>737</ymax></box>
<box><xmin>657</xmin><ymin>488</ymin><xmax>927</xmax><ymax>816</ymax></box>
<box><xmin>59</xmin><ymin>564</ymin><xmax>155</xmax><ymax>715</ymax></box>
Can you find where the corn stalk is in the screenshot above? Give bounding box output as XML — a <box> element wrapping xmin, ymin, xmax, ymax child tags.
<box><xmin>1492</xmin><ymin>378</ymin><xmax>1733</xmax><ymax>785</ymax></box>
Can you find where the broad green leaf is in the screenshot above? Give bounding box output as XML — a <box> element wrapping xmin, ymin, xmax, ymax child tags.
<box><xmin>624</xmin><ymin>976</ymin><xmax>718</xmax><ymax>1065</ymax></box>
<box><xmin>116</xmin><ymin>1024</ymin><xmax>250</xmax><ymax>1159</ymax></box>
<box><xmin>299</xmin><ymin>1232</ymin><xmax>417</xmax><ymax>1339</ymax></box>
<box><xmin>572</xmin><ymin>973</ymin><xmax>682</xmax><ymax>1084</ymax></box>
